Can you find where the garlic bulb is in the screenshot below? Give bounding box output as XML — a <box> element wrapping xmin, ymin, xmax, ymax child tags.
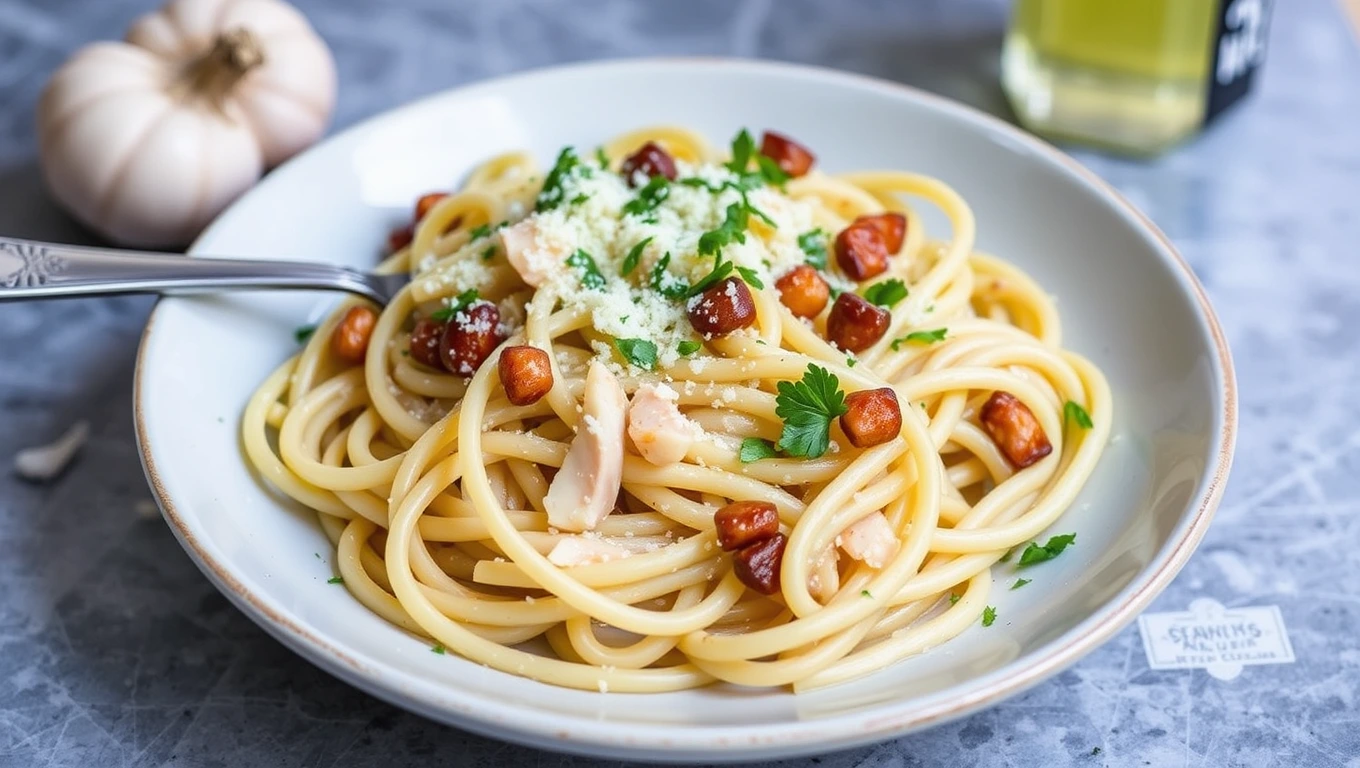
<box><xmin>37</xmin><ymin>0</ymin><xmax>336</xmax><ymax>247</ymax></box>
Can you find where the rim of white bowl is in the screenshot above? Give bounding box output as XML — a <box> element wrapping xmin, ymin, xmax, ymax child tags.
<box><xmin>133</xmin><ymin>57</ymin><xmax>1237</xmax><ymax>762</ymax></box>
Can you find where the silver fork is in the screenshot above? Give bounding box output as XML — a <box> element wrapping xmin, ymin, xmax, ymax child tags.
<box><xmin>0</xmin><ymin>236</ymin><xmax>410</xmax><ymax>306</ymax></box>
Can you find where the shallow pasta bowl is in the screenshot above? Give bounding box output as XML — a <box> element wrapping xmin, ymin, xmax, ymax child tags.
<box><xmin>134</xmin><ymin>58</ymin><xmax>1236</xmax><ymax>762</ymax></box>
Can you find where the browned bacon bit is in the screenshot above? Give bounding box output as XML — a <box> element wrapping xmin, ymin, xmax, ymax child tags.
<box><xmin>733</xmin><ymin>532</ymin><xmax>788</xmax><ymax>595</ymax></box>
<box><xmin>759</xmin><ymin>131</ymin><xmax>815</xmax><ymax>177</ymax></box>
<box><xmin>332</xmin><ymin>306</ymin><xmax>377</xmax><ymax>364</ymax></box>
<box><xmin>408</xmin><ymin>318</ymin><xmax>446</xmax><ymax>370</ymax></box>
<box><xmin>854</xmin><ymin>212</ymin><xmax>907</xmax><ymax>254</ymax></box>
<box><xmin>775</xmin><ymin>264</ymin><xmax>830</xmax><ymax>319</ymax></box>
<box><xmin>687</xmin><ymin>277</ymin><xmax>757</xmax><ymax>337</ymax></box>
<box><xmin>618</xmin><ymin>141</ymin><xmax>678</xmax><ymax>185</ymax></box>
<box><xmin>834</xmin><ymin>222</ymin><xmax>890</xmax><ymax>281</ymax></box>
<box><xmin>439</xmin><ymin>302</ymin><xmax>503</xmax><ymax>376</ymax></box>
<box><xmin>980</xmin><ymin>391</ymin><xmax>1053</xmax><ymax>468</ymax></box>
<box><xmin>826</xmin><ymin>293</ymin><xmax>890</xmax><ymax>353</ymax></box>
<box><xmin>714</xmin><ymin>501</ymin><xmax>780</xmax><ymax>551</ymax></box>
<box><xmin>387</xmin><ymin>225</ymin><xmax>414</xmax><ymax>253</ymax></box>
<box><xmin>839</xmin><ymin>388</ymin><xmax>903</xmax><ymax>448</ymax></box>
<box><xmin>498</xmin><ymin>345</ymin><xmax>554</xmax><ymax>405</ymax></box>
<box><xmin>414</xmin><ymin>192</ymin><xmax>448</xmax><ymax>221</ymax></box>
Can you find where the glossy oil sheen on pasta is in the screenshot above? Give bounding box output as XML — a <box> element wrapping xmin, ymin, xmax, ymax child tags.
<box><xmin>241</xmin><ymin>126</ymin><xmax>1112</xmax><ymax>693</ymax></box>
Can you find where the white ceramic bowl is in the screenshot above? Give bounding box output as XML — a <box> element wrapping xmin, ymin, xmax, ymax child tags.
<box><xmin>134</xmin><ymin>59</ymin><xmax>1236</xmax><ymax>763</ymax></box>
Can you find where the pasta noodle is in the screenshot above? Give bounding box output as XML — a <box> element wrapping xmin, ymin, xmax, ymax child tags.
<box><xmin>242</xmin><ymin>126</ymin><xmax>1111</xmax><ymax>693</ymax></box>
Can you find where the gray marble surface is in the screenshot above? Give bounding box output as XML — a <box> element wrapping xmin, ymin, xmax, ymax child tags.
<box><xmin>1</xmin><ymin>0</ymin><xmax>1357</xmax><ymax>765</ymax></box>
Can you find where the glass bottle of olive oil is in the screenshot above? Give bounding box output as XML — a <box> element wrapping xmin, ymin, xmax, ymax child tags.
<box><xmin>1003</xmin><ymin>0</ymin><xmax>1273</xmax><ymax>155</ymax></box>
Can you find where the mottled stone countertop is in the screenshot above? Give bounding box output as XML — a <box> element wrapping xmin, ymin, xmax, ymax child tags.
<box><xmin>1</xmin><ymin>0</ymin><xmax>1358</xmax><ymax>766</ymax></box>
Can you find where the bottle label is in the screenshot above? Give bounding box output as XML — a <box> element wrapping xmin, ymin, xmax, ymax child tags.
<box><xmin>1205</xmin><ymin>0</ymin><xmax>1273</xmax><ymax>123</ymax></box>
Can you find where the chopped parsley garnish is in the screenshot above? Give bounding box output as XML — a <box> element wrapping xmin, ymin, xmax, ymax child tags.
<box><xmin>982</xmin><ymin>606</ymin><xmax>997</xmax><ymax>627</ymax></box>
<box><xmin>431</xmin><ymin>642</ymin><xmax>447</xmax><ymax>654</ymax></box>
<box><xmin>649</xmin><ymin>252</ymin><xmax>689</xmax><ymax>300</ymax></box>
<box><xmin>677</xmin><ymin>340</ymin><xmax>702</xmax><ymax>356</ymax></box>
<box><xmin>570</xmin><ymin>192</ymin><xmax>589</xmax><ymax>206</ymax></box>
<box><xmin>774</xmin><ymin>364</ymin><xmax>848</xmax><ymax>459</ymax></box>
<box><xmin>862</xmin><ymin>279</ymin><xmax>908</xmax><ymax>308</ymax></box>
<box><xmin>1011</xmin><ymin>578</ymin><xmax>1031</xmax><ymax>590</ymax></box>
<box><xmin>739</xmin><ymin>437</ymin><xmax>778</xmax><ymax>463</ymax></box>
<box><xmin>698</xmin><ymin>202</ymin><xmax>749</xmax><ymax>257</ymax></box>
<box><xmin>890</xmin><ymin>328</ymin><xmax>948</xmax><ymax>350</ymax></box>
<box><xmin>1064</xmin><ymin>400</ymin><xmax>1094</xmax><ymax>429</ymax></box>
<box><xmin>755</xmin><ymin>154</ymin><xmax>790</xmax><ymax>189</ymax></box>
<box><xmin>430</xmin><ymin>288</ymin><xmax>480</xmax><ymax>322</ymax></box>
<box><xmin>327</xmin><ymin>576</ymin><xmax>344</xmax><ymax>585</ymax></box>
<box><xmin>595</xmin><ymin>146</ymin><xmax>609</xmax><ymax>168</ymax></box>
<box><xmin>734</xmin><ymin>265</ymin><xmax>764</xmax><ymax>289</ymax></box>
<box><xmin>535</xmin><ymin>146</ymin><xmax>581</xmax><ymax>211</ymax></box>
<box><xmin>725</xmin><ymin>129</ymin><xmax>758</xmax><ymax>175</ymax></box>
<box><xmin>797</xmin><ymin>229</ymin><xmax>829</xmax><ymax>270</ymax></box>
<box><xmin>949</xmin><ymin>593</ymin><xmax>960</xmax><ymax>605</ymax></box>
<box><xmin>1017</xmin><ymin>533</ymin><xmax>1077</xmax><ymax>567</ymax></box>
<box><xmin>861</xmin><ymin>589</ymin><xmax>873</xmax><ymax>599</ymax></box>
<box><xmin>566</xmin><ymin>249</ymin><xmax>606</xmax><ymax>290</ymax></box>
<box><xmin>622</xmin><ymin>175</ymin><xmax>670</xmax><ymax>217</ymax></box>
<box><xmin>294</xmin><ymin>325</ymin><xmax>317</xmax><ymax>344</ymax></box>
<box><xmin>613</xmin><ymin>338</ymin><xmax>658</xmax><ymax>370</ymax></box>
<box><xmin>684</xmin><ymin>257</ymin><xmax>734</xmax><ymax>298</ymax></box>
<box><xmin>846</xmin><ymin>356</ymin><xmax>857</xmax><ymax>368</ymax></box>
<box><xmin>621</xmin><ymin>237</ymin><xmax>653</xmax><ymax>277</ymax></box>
<box><xmin>468</xmin><ymin>223</ymin><xmax>493</xmax><ymax>240</ymax></box>
<box><xmin>481</xmin><ymin>245</ymin><xmax>496</xmax><ymax>262</ymax></box>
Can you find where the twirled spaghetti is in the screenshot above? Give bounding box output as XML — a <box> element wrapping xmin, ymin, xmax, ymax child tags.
<box><xmin>242</xmin><ymin>126</ymin><xmax>1111</xmax><ymax>693</ymax></box>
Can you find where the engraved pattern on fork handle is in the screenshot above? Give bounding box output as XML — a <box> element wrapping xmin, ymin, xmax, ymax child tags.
<box><xmin>0</xmin><ymin>240</ymin><xmax>68</xmax><ymax>289</ymax></box>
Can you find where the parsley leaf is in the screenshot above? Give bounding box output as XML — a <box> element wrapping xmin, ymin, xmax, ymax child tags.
<box><xmin>1064</xmin><ymin>400</ymin><xmax>1094</xmax><ymax>429</ymax></box>
<box><xmin>774</xmin><ymin>364</ymin><xmax>848</xmax><ymax>458</ymax></box>
<box><xmin>725</xmin><ymin>129</ymin><xmax>757</xmax><ymax>174</ymax></box>
<box><xmin>698</xmin><ymin>203</ymin><xmax>750</xmax><ymax>257</ymax></box>
<box><xmin>949</xmin><ymin>593</ymin><xmax>961</xmax><ymax>605</ymax></box>
<box><xmin>739</xmin><ymin>437</ymin><xmax>778</xmax><ymax>463</ymax></box>
<box><xmin>649</xmin><ymin>252</ymin><xmax>690</xmax><ymax>300</ymax></box>
<box><xmin>861</xmin><ymin>589</ymin><xmax>873</xmax><ymax>599</ymax></box>
<box><xmin>294</xmin><ymin>325</ymin><xmax>317</xmax><ymax>344</ymax></box>
<box><xmin>481</xmin><ymin>245</ymin><xmax>496</xmax><ymax>262</ymax></box>
<box><xmin>684</xmin><ymin>258</ymin><xmax>734</xmax><ymax>298</ymax></box>
<box><xmin>890</xmin><ymin>328</ymin><xmax>948</xmax><ymax>350</ymax></box>
<box><xmin>756</xmin><ymin>154</ymin><xmax>790</xmax><ymax>189</ymax></box>
<box><xmin>570</xmin><ymin>192</ymin><xmax>589</xmax><ymax>206</ymax></box>
<box><xmin>613</xmin><ymin>338</ymin><xmax>657</xmax><ymax>370</ymax></box>
<box><xmin>430</xmin><ymin>289</ymin><xmax>480</xmax><ymax>322</ymax></box>
<box><xmin>1017</xmin><ymin>533</ymin><xmax>1077</xmax><ymax>567</ymax></box>
<box><xmin>566</xmin><ymin>249</ymin><xmax>606</xmax><ymax>290</ymax></box>
<box><xmin>595</xmin><ymin>146</ymin><xmax>609</xmax><ymax>168</ymax></box>
<box><xmin>797</xmin><ymin>229</ymin><xmax>829</xmax><ymax>270</ymax></box>
<box><xmin>622</xmin><ymin>175</ymin><xmax>670</xmax><ymax>217</ymax></box>
<box><xmin>327</xmin><ymin>576</ymin><xmax>344</xmax><ymax>584</ymax></box>
<box><xmin>846</xmin><ymin>356</ymin><xmax>857</xmax><ymax>368</ymax></box>
<box><xmin>536</xmin><ymin>146</ymin><xmax>581</xmax><ymax>212</ymax></box>
<box><xmin>734</xmin><ymin>265</ymin><xmax>764</xmax><ymax>289</ymax></box>
<box><xmin>1011</xmin><ymin>578</ymin><xmax>1031</xmax><ymax>590</ymax></box>
<box><xmin>431</xmin><ymin>642</ymin><xmax>447</xmax><ymax>654</ymax></box>
<box><xmin>468</xmin><ymin>223</ymin><xmax>493</xmax><ymax>240</ymax></box>
<box><xmin>677</xmin><ymin>340</ymin><xmax>702</xmax><ymax>356</ymax></box>
<box><xmin>621</xmin><ymin>237</ymin><xmax>653</xmax><ymax>277</ymax></box>
<box><xmin>862</xmin><ymin>279</ymin><xmax>908</xmax><ymax>308</ymax></box>
<box><xmin>982</xmin><ymin>606</ymin><xmax>997</xmax><ymax>627</ymax></box>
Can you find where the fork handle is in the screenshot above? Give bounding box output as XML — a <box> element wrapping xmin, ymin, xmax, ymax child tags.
<box><xmin>0</xmin><ymin>236</ymin><xmax>378</xmax><ymax>302</ymax></box>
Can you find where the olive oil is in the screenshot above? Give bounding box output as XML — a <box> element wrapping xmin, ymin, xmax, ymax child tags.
<box><xmin>1003</xmin><ymin>0</ymin><xmax>1272</xmax><ymax>155</ymax></box>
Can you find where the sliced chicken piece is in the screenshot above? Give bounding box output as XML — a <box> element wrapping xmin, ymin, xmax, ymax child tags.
<box><xmin>547</xmin><ymin>536</ymin><xmax>630</xmax><ymax>567</ymax></box>
<box><xmin>627</xmin><ymin>382</ymin><xmax>701</xmax><ymax>466</ymax></box>
<box><xmin>838</xmin><ymin>511</ymin><xmax>899</xmax><ymax>569</ymax></box>
<box><xmin>807</xmin><ymin>545</ymin><xmax>839</xmax><ymax>603</ymax></box>
<box><xmin>500</xmin><ymin>217</ymin><xmax>569</xmax><ymax>287</ymax></box>
<box><xmin>544</xmin><ymin>361</ymin><xmax>628</xmax><ymax>532</ymax></box>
